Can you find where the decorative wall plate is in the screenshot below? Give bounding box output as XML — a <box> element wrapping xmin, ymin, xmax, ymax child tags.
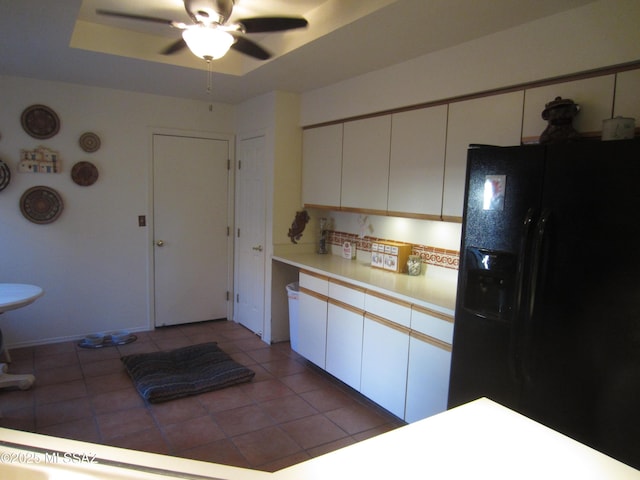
<box><xmin>71</xmin><ymin>161</ymin><xmax>99</xmax><ymax>186</ymax></box>
<box><xmin>0</xmin><ymin>159</ymin><xmax>10</xmax><ymax>192</ymax></box>
<box><xmin>20</xmin><ymin>186</ymin><xmax>64</xmax><ymax>224</ymax></box>
<box><xmin>20</xmin><ymin>104</ymin><xmax>60</xmax><ymax>139</ymax></box>
<box><xmin>79</xmin><ymin>132</ymin><xmax>101</xmax><ymax>152</ymax></box>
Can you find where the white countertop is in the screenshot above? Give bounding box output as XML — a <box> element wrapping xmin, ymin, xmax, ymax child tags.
<box><xmin>0</xmin><ymin>398</ymin><xmax>637</xmax><ymax>479</ymax></box>
<box><xmin>0</xmin><ymin>284</ymin><xmax>44</xmax><ymax>313</ymax></box>
<box><xmin>278</xmin><ymin>397</ymin><xmax>639</xmax><ymax>480</ymax></box>
<box><xmin>273</xmin><ymin>252</ymin><xmax>457</xmax><ymax>314</ymax></box>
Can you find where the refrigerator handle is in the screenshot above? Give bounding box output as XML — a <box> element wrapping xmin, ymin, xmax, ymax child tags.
<box><xmin>510</xmin><ymin>207</ymin><xmax>537</xmax><ymax>383</ymax></box>
<box><xmin>521</xmin><ymin>208</ymin><xmax>552</xmax><ymax>384</ymax></box>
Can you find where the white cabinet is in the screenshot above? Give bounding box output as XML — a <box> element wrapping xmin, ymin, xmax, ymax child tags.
<box><xmin>326</xmin><ymin>299</ymin><xmax>364</xmax><ymax>390</ymax></box>
<box><xmin>405</xmin><ymin>332</ymin><xmax>452</xmax><ymax>423</ymax></box>
<box><xmin>302</xmin><ymin>124</ymin><xmax>343</xmax><ymax>208</ymax></box>
<box><xmin>405</xmin><ymin>305</ymin><xmax>454</xmax><ymax>422</ymax></box>
<box><xmin>388</xmin><ymin>106</ymin><xmax>447</xmax><ymax>218</ymax></box>
<box><xmin>341</xmin><ymin>116</ymin><xmax>391</xmax><ymax>212</ymax></box>
<box><xmin>326</xmin><ymin>280</ymin><xmax>365</xmax><ymax>390</ymax></box>
<box><xmin>361</xmin><ymin>313</ymin><xmax>410</xmax><ymax>419</ymax></box>
<box><xmin>442</xmin><ymin>91</ymin><xmax>524</xmax><ymax>220</ymax></box>
<box><xmin>522</xmin><ymin>75</ymin><xmax>615</xmax><ymax>142</ymax></box>
<box><xmin>298</xmin><ymin>271</ymin><xmax>329</xmax><ymax>368</ymax></box>
<box><xmin>614</xmin><ymin>69</ymin><xmax>640</xmax><ymax>120</ymax></box>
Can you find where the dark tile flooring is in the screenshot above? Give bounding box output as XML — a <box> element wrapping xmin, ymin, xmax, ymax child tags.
<box><xmin>0</xmin><ymin>320</ymin><xmax>404</xmax><ymax>472</ymax></box>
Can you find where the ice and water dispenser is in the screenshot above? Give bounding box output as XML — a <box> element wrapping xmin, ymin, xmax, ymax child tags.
<box><xmin>462</xmin><ymin>247</ymin><xmax>517</xmax><ymax>322</ymax></box>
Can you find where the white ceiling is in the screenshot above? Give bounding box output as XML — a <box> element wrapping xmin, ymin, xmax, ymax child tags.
<box><xmin>0</xmin><ymin>0</ymin><xmax>597</xmax><ymax>104</ymax></box>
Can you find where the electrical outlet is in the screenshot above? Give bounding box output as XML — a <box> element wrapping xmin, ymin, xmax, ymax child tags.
<box><xmin>138</xmin><ymin>215</ymin><xmax>146</xmax><ymax>227</ymax></box>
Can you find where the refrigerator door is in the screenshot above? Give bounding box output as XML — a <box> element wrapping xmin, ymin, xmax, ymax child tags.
<box><xmin>522</xmin><ymin>139</ymin><xmax>640</xmax><ymax>467</ymax></box>
<box><xmin>449</xmin><ymin>145</ymin><xmax>545</xmax><ymax>410</ymax></box>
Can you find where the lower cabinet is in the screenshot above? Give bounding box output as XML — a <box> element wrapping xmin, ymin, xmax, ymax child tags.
<box><xmin>298</xmin><ymin>287</ymin><xmax>328</xmax><ymax>369</ymax></box>
<box><xmin>405</xmin><ymin>331</ymin><xmax>452</xmax><ymax>423</ymax></box>
<box><xmin>296</xmin><ymin>269</ymin><xmax>454</xmax><ymax>422</ymax></box>
<box><xmin>326</xmin><ymin>299</ymin><xmax>364</xmax><ymax>390</ymax></box>
<box><xmin>360</xmin><ymin>313</ymin><xmax>410</xmax><ymax>419</ymax></box>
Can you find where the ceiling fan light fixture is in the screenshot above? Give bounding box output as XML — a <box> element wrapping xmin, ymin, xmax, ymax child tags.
<box><xmin>182</xmin><ymin>25</ymin><xmax>234</xmax><ymax>60</ymax></box>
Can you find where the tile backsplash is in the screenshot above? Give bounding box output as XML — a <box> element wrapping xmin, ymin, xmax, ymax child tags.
<box><xmin>328</xmin><ymin>230</ymin><xmax>459</xmax><ymax>270</ymax></box>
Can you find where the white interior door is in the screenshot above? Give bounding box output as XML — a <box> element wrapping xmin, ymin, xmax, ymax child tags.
<box><xmin>153</xmin><ymin>134</ymin><xmax>230</xmax><ymax>327</ymax></box>
<box><xmin>234</xmin><ymin>134</ymin><xmax>266</xmax><ymax>336</ymax></box>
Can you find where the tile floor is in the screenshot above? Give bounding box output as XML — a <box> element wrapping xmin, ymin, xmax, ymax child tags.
<box><xmin>0</xmin><ymin>320</ymin><xmax>405</xmax><ymax>472</ymax></box>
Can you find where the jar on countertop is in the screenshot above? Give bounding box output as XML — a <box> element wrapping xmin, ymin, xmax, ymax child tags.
<box><xmin>407</xmin><ymin>255</ymin><xmax>422</xmax><ymax>276</ymax></box>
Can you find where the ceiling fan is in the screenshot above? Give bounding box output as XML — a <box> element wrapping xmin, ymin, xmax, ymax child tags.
<box><xmin>96</xmin><ymin>0</ymin><xmax>309</xmax><ymax>61</ymax></box>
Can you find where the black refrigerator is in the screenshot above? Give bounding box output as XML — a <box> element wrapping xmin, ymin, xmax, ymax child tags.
<box><xmin>448</xmin><ymin>138</ymin><xmax>640</xmax><ymax>468</ymax></box>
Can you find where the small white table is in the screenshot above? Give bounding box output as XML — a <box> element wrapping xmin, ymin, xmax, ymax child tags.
<box><xmin>0</xmin><ymin>284</ymin><xmax>44</xmax><ymax>390</ymax></box>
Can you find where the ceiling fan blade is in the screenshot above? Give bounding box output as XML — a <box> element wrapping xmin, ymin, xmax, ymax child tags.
<box><xmin>230</xmin><ymin>36</ymin><xmax>271</xmax><ymax>60</ymax></box>
<box><xmin>237</xmin><ymin>17</ymin><xmax>308</xmax><ymax>33</ymax></box>
<box><xmin>160</xmin><ymin>38</ymin><xmax>187</xmax><ymax>55</ymax></box>
<box><xmin>96</xmin><ymin>9</ymin><xmax>176</xmax><ymax>26</ymax></box>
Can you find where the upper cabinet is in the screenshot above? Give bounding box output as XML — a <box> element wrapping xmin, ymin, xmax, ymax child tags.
<box><xmin>302</xmin><ymin>123</ymin><xmax>343</xmax><ymax>209</ymax></box>
<box><xmin>614</xmin><ymin>69</ymin><xmax>640</xmax><ymax>120</ymax></box>
<box><xmin>522</xmin><ymin>76</ymin><xmax>615</xmax><ymax>143</ymax></box>
<box><xmin>442</xmin><ymin>91</ymin><xmax>524</xmax><ymax>220</ymax></box>
<box><xmin>388</xmin><ymin>106</ymin><xmax>447</xmax><ymax>219</ymax></box>
<box><xmin>341</xmin><ymin>116</ymin><xmax>391</xmax><ymax>212</ymax></box>
<box><xmin>301</xmin><ymin>67</ymin><xmax>639</xmax><ymax>221</ymax></box>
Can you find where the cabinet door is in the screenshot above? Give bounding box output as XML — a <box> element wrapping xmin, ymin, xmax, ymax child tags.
<box><xmin>522</xmin><ymin>75</ymin><xmax>615</xmax><ymax>143</ymax></box>
<box><xmin>298</xmin><ymin>288</ymin><xmax>328</xmax><ymax>368</ymax></box>
<box><xmin>326</xmin><ymin>300</ymin><xmax>364</xmax><ymax>390</ymax></box>
<box><xmin>341</xmin><ymin>116</ymin><xmax>391</xmax><ymax>212</ymax></box>
<box><xmin>361</xmin><ymin>314</ymin><xmax>410</xmax><ymax>418</ymax></box>
<box><xmin>405</xmin><ymin>332</ymin><xmax>452</xmax><ymax>423</ymax></box>
<box><xmin>388</xmin><ymin>106</ymin><xmax>447</xmax><ymax>218</ymax></box>
<box><xmin>442</xmin><ymin>91</ymin><xmax>524</xmax><ymax>220</ymax></box>
<box><xmin>302</xmin><ymin>124</ymin><xmax>343</xmax><ymax>208</ymax></box>
<box><xmin>614</xmin><ymin>69</ymin><xmax>640</xmax><ymax>120</ymax></box>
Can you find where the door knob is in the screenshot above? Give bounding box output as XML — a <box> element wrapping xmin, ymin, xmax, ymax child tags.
<box><xmin>252</xmin><ymin>245</ymin><xmax>263</xmax><ymax>252</ymax></box>
<box><xmin>156</xmin><ymin>240</ymin><xmax>165</xmax><ymax>247</ymax></box>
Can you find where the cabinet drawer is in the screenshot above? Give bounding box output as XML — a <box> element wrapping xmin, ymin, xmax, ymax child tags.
<box><xmin>410</xmin><ymin>305</ymin><xmax>454</xmax><ymax>344</ymax></box>
<box><xmin>364</xmin><ymin>291</ymin><xmax>411</xmax><ymax>328</ymax></box>
<box><xmin>329</xmin><ymin>279</ymin><xmax>365</xmax><ymax>309</ymax></box>
<box><xmin>300</xmin><ymin>270</ymin><xmax>329</xmax><ymax>296</ymax></box>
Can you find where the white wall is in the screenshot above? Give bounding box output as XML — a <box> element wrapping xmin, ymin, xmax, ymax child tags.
<box><xmin>301</xmin><ymin>0</ymin><xmax>640</xmax><ymax>125</ymax></box>
<box><xmin>0</xmin><ymin>75</ymin><xmax>235</xmax><ymax>347</ymax></box>
<box><xmin>235</xmin><ymin>92</ymin><xmax>303</xmax><ymax>343</ymax></box>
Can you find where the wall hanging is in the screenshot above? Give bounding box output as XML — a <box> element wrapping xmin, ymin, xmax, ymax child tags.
<box><xmin>0</xmin><ymin>158</ymin><xmax>10</xmax><ymax>192</ymax></box>
<box><xmin>20</xmin><ymin>186</ymin><xmax>64</xmax><ymax>224</ymax></box>
<box><xmin>20</xmin><ymin>104</ymin><xmax>60</xmax><ymax>139</ymax></box>
<box><xmin>78</xmin><ymin>132</ymin><xmax>101</xmax><ymax>152</ymax></box>
<box><xmin>19</xmin><ymin>146</ymin><xmax>62</xmax><ymax>173</ymax></box>
<box><xmin>71</xmin><ymin>161</ymin><xmax>99</xmax><ymax>186</ymax></box>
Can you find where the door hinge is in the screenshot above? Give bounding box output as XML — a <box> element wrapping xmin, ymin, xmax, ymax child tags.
<box><xmin>236</xmin><ymin>293</ymin><xmax>240</xmax><ymax>303</ymax></box>
<box><xmin>227</xmin><ymin>159</ymin><xmax>231</xmax><ymax>170</ymax></box>
<box><xmin>237</xmin><ymin>228</ymin><xmax>240</xmax><ymax>238</ymax></box>
<box><xmin>238</xmin><ymin>160</ymin><xmax>241</xmax><ymax>170</ymax></box>
<box><xmin>226</xmin><ymin>291</ymin><xmax>229</xmax><ymax>301</ymax></box>
<box><xmin>227</xmin><ymin>226</ymin><xmax>230</xmax><ymax>236</ymax></box>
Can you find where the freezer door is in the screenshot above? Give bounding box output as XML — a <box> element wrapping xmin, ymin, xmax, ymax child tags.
<box><xmin>449</xmin><ymin>145</ymin><xmax>545</xmax><ymax>410</ymax></box>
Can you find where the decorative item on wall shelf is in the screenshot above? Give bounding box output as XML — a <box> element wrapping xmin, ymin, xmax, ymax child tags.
<box><xmin>71</xmin><ymin>161</ymin><xmax>99</xmax><ymax>186</ymax></box>
<box><xmin>19</xmin><ymin>146</ymin><xmax>61</xmax><ymax>173</ymax></box>
<box><xmin>287</xmin><ymin>210</ymin><xmax>310</xmax><ymax>244</ymax></box>
<box><xmin>78</xmin><ymin>132</ymin><xmax>101</xmax><ymax>152</ymax></box>
<box><xmin>20</xmin><ymin>104</ymin><xmax>60</xmax><ymax>139</ymax></box>
<box><xmin>0</xmin><ymin>158</ymin><xmax>11</xmax><ymax>192</ymax></box>
<box><xmin>20</xmin><ymin>185</ymin><xmax>64</xmax><ymax>224</ymax></box>
<box><xmin>539</xmin><ymin>96</ymin><xmax>581</xmax><ymax>144</ymax></box>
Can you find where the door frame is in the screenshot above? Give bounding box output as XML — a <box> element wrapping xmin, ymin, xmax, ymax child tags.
<box><xmin>147</xmin><ymin>128</ymin><xmax>235</xmax><ymax>329</ymax></box>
